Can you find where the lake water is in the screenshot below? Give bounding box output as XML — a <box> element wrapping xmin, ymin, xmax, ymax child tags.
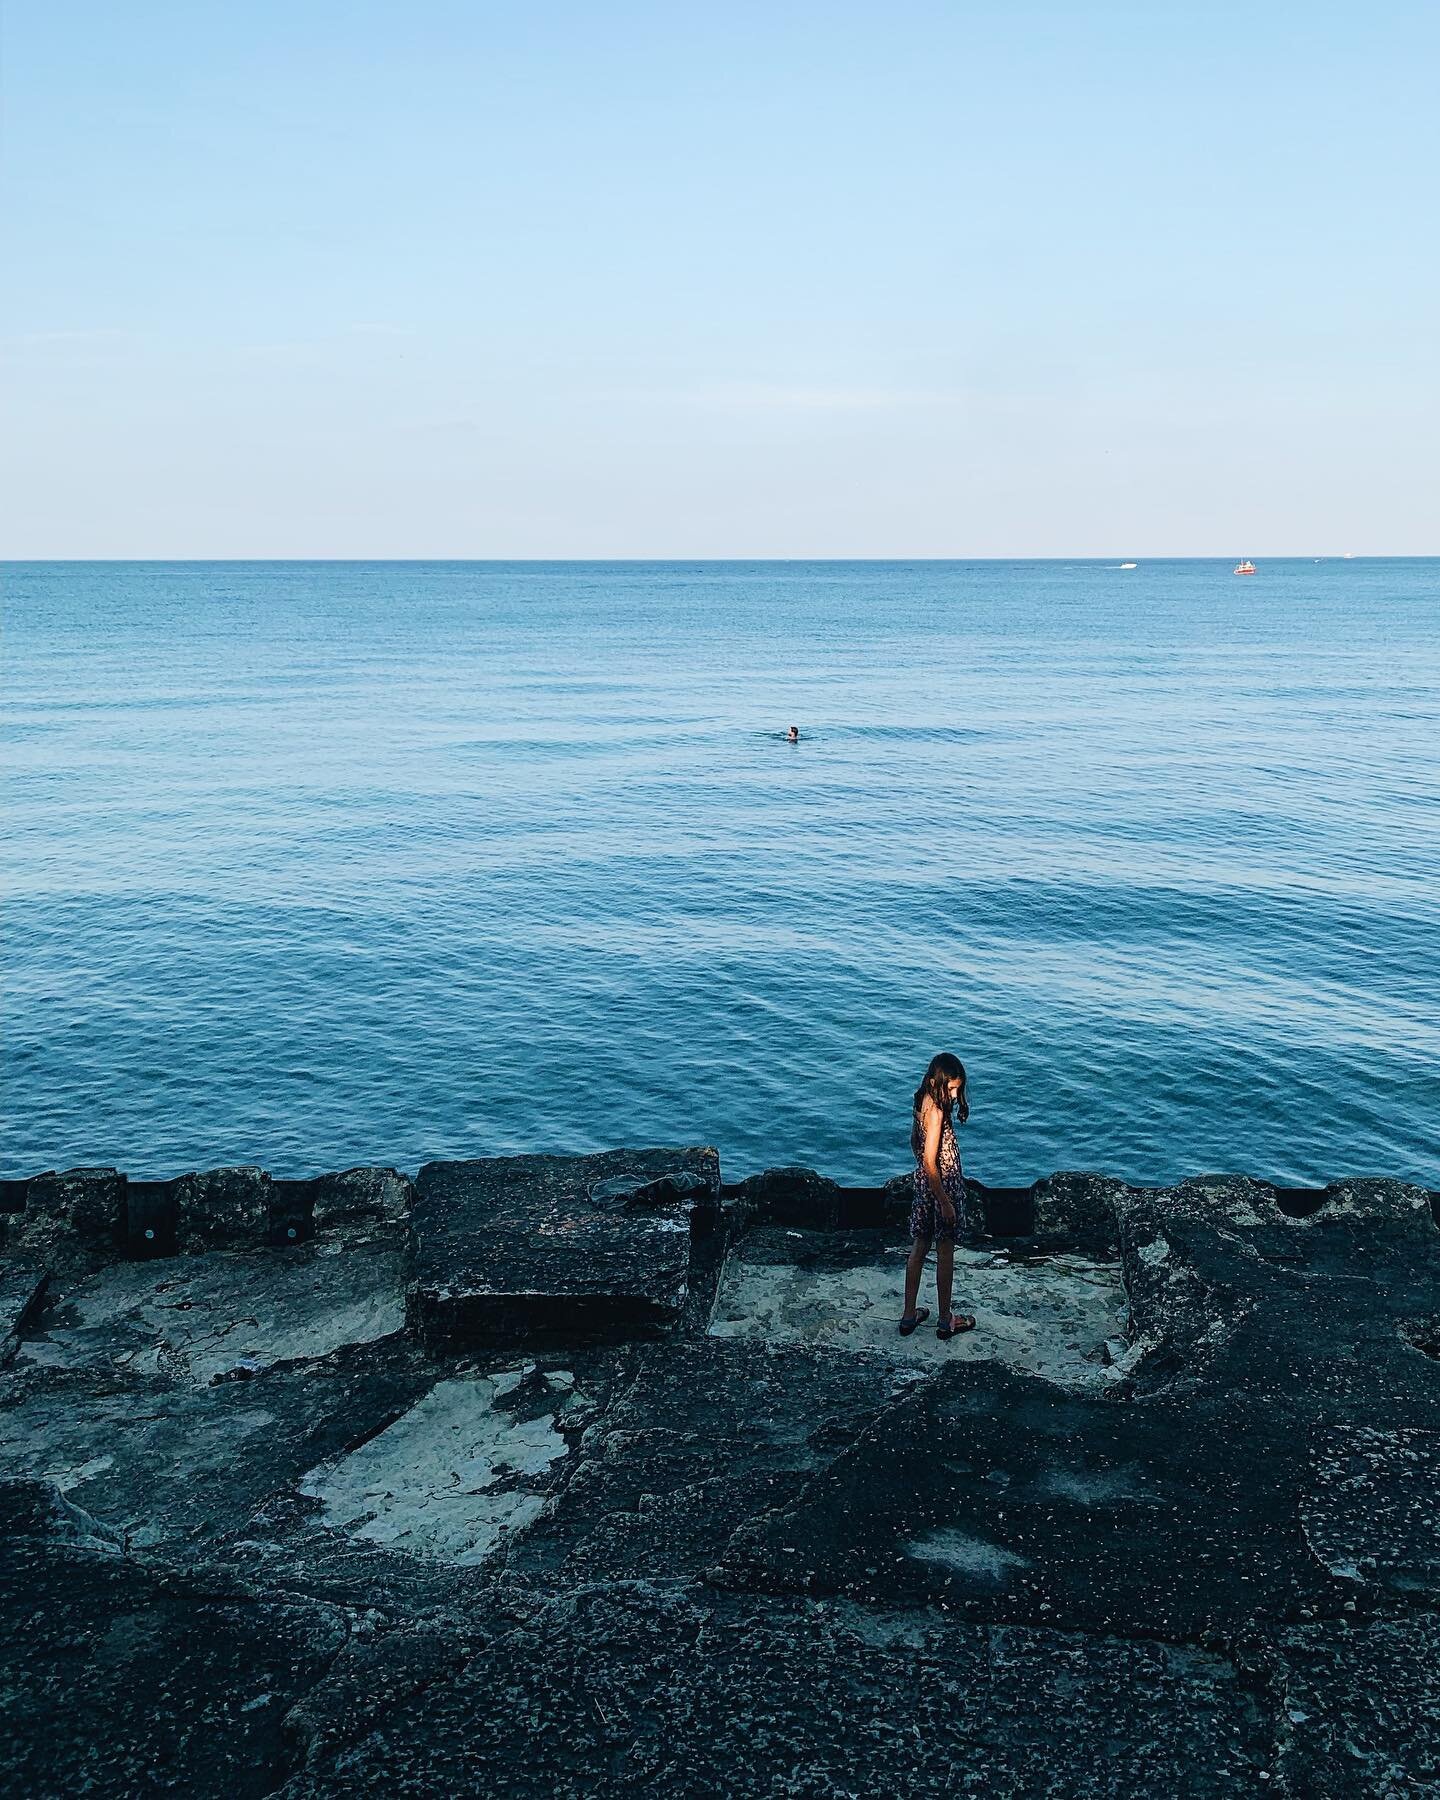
<box><xmin>3</xmin><ymin>559</ymin><xmax>1437</xmax><ymax>1188</ymax></box>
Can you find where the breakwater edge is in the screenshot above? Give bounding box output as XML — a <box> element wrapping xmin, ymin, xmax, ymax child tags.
<box><xmin>3</xmin><ymin>1148</ymin><xmax>1438</xmax><ymax>1793</ymax></box>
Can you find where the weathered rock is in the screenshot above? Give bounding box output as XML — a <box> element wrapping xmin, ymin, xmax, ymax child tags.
<box><xmin>406</xmin><ymin>1149</ymin><xmax>720</xmax><ymax>1349</ymax></box>
<box><xmin>0</xmin><ymin>1264</ymin><xmax>48</xmax><ymax>1368</ymax></box>
<box><xmin>2</xmin><ymin>1166</ymin><xmax>124</xmax><ymax>1270</ymax></box>
<box><xmin>0</xmin><ymin>1474</ymin><xmax>123</xmax><ymax>1552</ymax></box>
<box><xmin>1267</xmin><ymin>1615</ymin><xmax>1440</xmax><ymax>1797</ymax></box>
<box><xmin>175</xmin><ymin>1165</ymin><xmax>272</xmax><ymax>1251</ymax></box>
<box><xmin>282</xmin><ymin>1624</ymin><xmax>483</xmax><ymax>1765</ymax></box>
<box><xmin>1299</xmin><ymin>1424</ymin><xmax>1440</xmax><ymax>1596</ymax></box>
<box><xmin>0</xmin><ymin>1479</ymin><xmax>349</xmax><ymax>1799</ymax></box>
<box><xmin>714</xmin><ymin>1362</ymin><xmax>1362</xmax><ymax>1636</ymax></box>
<box><xmin>15</xmin><ymin>1240</ymin><xmax>405</xmax><ymax>1387</ymax></box>
<box><xmin>881</xmin><ymin>1169</ymin><xmax>916</xmax><ymax>1224</ymax></box>
<box><xmin>729</xmin><ymin>1165</ymin><xmax>843</xmax><ymax>1226</ymax></box>
<box><xmin>311</xmin><ymin>1166</ymin><xmax>414</xmax><ymax>1234</ymax></box>
<box><xmin>1111</xmin><ymin>1174</ymin><xmax>1440</xmax><ymax>1412</ymax></box>
<box><xmin>1030</xmin><ymin>1170</ymin><xmax>1128</xmax><ymax>1253</ymax></box>
<box><xmin>278</xmin><ymin>1585</ymin><xmax>1270</xmax><ymax>1797</ymax></box>
<box><xmin>296</xmin><ymin>1366</ymin><xmax>587</xmax><ymax>1567</ymax></box>
<box><xmin>504</xmin><ymin>1338</ymin><xmax>902</xmax><ymax>1586</ymax></box>
<box><xmin>707</xmin><ymin>1226</ymin><xmax>1127</xmax><ymax>1391</ymax></box>
<box><xmin>0</xmin><ymin>1356</ymin><xmax>436</xmax><ymax>1557</ymax></box>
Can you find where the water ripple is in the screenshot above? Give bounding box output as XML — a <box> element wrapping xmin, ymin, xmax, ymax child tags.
<box><xmin>3</xmin><ymin>558</ymin><xmax>1437</xmax><ymax>1186</ymax></box>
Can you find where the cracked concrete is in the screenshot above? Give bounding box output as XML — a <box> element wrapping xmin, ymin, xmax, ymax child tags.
<box><xmin>2</xmin><ymin>1155</ymin><xmax>1438</xmax><ymax>1796</ymax></box>
<box><xmin>298</xmin><ymin>1368</ymin><xmax>587</xmax><ymax>1566</ymax></box>
<box><xmin>15</xmin><ymin>1240</ymin><xmax>404</xmax><ymax>1386</ymax></box>
<box><xmin>708</xmin><ymin>1228</ymin><xmax>1129</xmax><ymax>1390</ymax></box>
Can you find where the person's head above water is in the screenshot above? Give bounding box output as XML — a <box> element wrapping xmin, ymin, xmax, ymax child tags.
<box><xmin>787</xmin><ymin>724</ymin><xmax>800</xmax><ymax>741</ymax></box>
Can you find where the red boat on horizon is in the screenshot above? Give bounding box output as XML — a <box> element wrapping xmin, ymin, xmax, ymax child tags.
<box><xmin>1234</xmin><ymin>559</ymin><xmax>1257</xmax><ymax>575</ymax></box>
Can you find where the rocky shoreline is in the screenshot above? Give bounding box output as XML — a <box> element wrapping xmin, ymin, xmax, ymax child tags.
<box><xmin>2</xmin><ymin>1155</ymin><xmax>1437</xmax><ymax>1796</ymax></box>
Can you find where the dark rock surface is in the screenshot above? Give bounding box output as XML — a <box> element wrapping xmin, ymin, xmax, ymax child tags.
<box><xmin>3</xmin><ymin>1166</ymin><xmax>125</xmax><ymax>1271</ymax></box>
<box><xmin>0</xmin><ymin>1265</ymin><xmax>47</xmax><ymax>1369</ymax></box>
<box><xmin>311</xmin><ymin>1167</ymin><xmax>414</xmax><ymax>1234</ymax></box>
<box><xmin>176</xmin><ymin>1165</ymin><xmax>273</xmax><ymax>1251</ymax></box>
<box><xmin>407</xmin><ymin>1148</ymin><xmax>720</xmax><ymax>1347</ymax></box>
<box><xmin>1</xmin><ymin>1477</ymin><xmax>348</xmax><ymax>1799</ymax></box>
<box><xmin>728</xmin><ymin>1164</ymin><xmax>845</xmax><ymax>1226</ymax></box>
<box><xmin>2</xmin><ymin>1154</ymin><xmax>1437</xmax><ymax>1795</ymax></box>
<box><xmin>276</xmin><ymin>1585</ymin><xmax>1269</xmax><ymax>1798</ymax></box>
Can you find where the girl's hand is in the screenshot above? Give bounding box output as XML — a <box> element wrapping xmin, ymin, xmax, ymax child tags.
<box><xmin>939</xmin><ymin>1199</ymin><xmax>956</xmax><ymax>1224</ymax></box>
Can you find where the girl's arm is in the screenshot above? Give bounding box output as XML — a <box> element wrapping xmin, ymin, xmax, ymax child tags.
<box><xmin>920</xmin><ymin>1100</ymin><xmax>955</xmax><ymax>1222</ymax></box>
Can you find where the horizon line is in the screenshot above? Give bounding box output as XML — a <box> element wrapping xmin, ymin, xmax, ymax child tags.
<box><xmin>4</xmin><ymin>553</ymin><xmax>1434</xmax><ymax>566</ymax></box>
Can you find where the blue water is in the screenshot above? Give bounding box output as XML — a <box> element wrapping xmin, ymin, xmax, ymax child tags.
<box><xmin>3</xmin><ymin>560</ymin><xmax>1437</xmax><ymax>1188</ymax></box>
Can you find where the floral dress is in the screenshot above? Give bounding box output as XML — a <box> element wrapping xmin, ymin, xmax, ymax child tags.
<box><xmin>910</xmin><ymin>1108</ymin><xmax>967</xmax><ymax>1243</ymax></box>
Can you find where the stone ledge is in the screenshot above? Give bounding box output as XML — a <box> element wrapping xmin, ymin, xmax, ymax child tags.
<box><xmin>3</xmin><ymin>1153</ymin><xmax>1438</xmax><ymax>1795</ymax></box>
<box><xmin>1</xmin><ymin>1164</ymin><xmax>416</xmax><ymax>1266</ymax></box>
<box><xmin>406</xmin><ymin>1148</ymin><xmax>721</xmax><ymax>1350</ymax></box>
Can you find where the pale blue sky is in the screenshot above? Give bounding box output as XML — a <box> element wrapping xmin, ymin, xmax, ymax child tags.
<box><xmin>3</xmin><ymin>1</ymin><xmax>1436</xmax><ymax>556</ymax></box>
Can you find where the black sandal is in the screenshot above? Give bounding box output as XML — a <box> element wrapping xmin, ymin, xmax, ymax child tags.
<box><xmin>936</xmin><ymin>1312</ymin><xmax>976</xmax><ymax>1339</ymax></box>
<box><xmin>898</xmin><ymin>1307</ymin><xmax>930</xmax><ymax>1337</ymax></box>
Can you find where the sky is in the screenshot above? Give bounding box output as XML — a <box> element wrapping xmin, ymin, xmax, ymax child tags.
<box><xmin>2</xmin><ymin>1</ymin><xmax>1437</xmax><ymax>557</ymax></box>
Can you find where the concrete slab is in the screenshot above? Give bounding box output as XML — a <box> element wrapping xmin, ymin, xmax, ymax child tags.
<box><xmin>0</xmin><ymin>1362</ymin><xmax>434</xmax><ymax>1554</ymax></box>
<box><xmin>0</xmin><ymin>1479</ymin><xmax>347</xmax><ymax>1800</ymax></box>
<box><xmin>716</xmin><ymin>1363</ymin><xmax>1360</xmax><ymax>1638</ymax></box>
<box><xmin>407</xmin><ymin>1148</ymin><xmax>719</xmax><ymax>1348</ymax></box>
<box><xmin>15</xmin><ymin>1241</ymin><xmax>405</xmax><ymax>1386</ymax></box>
<box><xmin>297</xmin><ymin>1366</ymin><xmax>587</xmax><ymax>1566</ymax></box>
<box><xmin>278</xmin><ymin>1585</ymin><xmax>1269</xmax><ymax>1797</ymax></box>
<box><xmin>708</xmin><ymin>1229</ymin><xmax>1128</xmax><ymax>1392</ymax></box>
<box><xmin>505</xmin><ymin>1338</ymin><xmax>903</xmax><ymax>1585</ymax></box>
<box><xmin>1112</xmin><ymin>1175</ymin><xmax>1440</xmax><ymax>1413</ymax></box>
<box><xmin>2</xmin><ymin>1167</ymin><xmax>124</xmax><ymax>1271</ymax></box>
<box><xmin>1300</xmin><ymin>1425</ymin><xmax>1440</xmax><ymax>1595</ymax></box>
<box><xmin>1270</xmin><ymin>1616</ymin><xmax>1440</xmax><ymax>1797</ymax></box>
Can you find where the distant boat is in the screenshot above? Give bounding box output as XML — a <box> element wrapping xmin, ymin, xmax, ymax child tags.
<box><xmin>1119</xmin><ymin>562</ymin><xmax>1137</xmax><ymax>569</ymax></box>
<box><xmin>1234</xmin><ymin>560</ymin><xmax>1256</xmax><ymax>575</ymax></box>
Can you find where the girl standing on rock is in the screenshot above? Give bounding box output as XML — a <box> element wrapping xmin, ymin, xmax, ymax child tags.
<box><xmin>899</xmin><ymin>1053</ymin><xmax>977</xmax><ymax>1339</ymax></box>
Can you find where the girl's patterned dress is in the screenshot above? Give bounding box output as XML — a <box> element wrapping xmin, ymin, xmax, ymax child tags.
<box><xmin>910</xmin><ymin>1109</ymin><xmax>968</xmax><ymax>1242</ymax></box>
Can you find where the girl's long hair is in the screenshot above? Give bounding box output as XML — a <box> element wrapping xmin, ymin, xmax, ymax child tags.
<box><xmin>911</xmin><ymin>1052</ymin><xmax>968</xmax><ymax>1157</ymax></box>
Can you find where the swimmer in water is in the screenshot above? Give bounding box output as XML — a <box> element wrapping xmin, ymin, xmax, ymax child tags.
<box><xmin>787</xmin><ymin>725</ymin><xmax>800</xmax><ymax>743</ymax></box>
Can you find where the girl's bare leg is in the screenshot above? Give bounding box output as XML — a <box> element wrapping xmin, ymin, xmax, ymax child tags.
<box><xmin>903</xmin><ymin>1236</ymin><xmax>930</xmax><ymax>1315</ymax></box>
<box><xmin>936</xmin><ymin>1238</ymin><xmax>955</xmax><ymax>1323</ymax></box>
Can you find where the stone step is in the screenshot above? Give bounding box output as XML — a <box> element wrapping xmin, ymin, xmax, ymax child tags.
<box><xmin>406</xmin><ymin>1148</ymin><xmax>721</xmax><ymax>1350</ymax></box>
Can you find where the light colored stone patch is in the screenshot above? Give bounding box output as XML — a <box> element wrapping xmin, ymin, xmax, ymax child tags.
<box><xmin>17</xmin><ymin>1243</ymin><xmax>404</xmax><ymax>1386</ymax></box>
<box><xmin>904</xmin><ymin>1527</ymin><xmax>1029</xmax><ymax>1583</ymax></box>
<box><xmin>1028</xmin><ymin>1466</ymin><xmax>1162</xmax><ymax>1506</ymax></box>
<box><xmin>0</xmin><ymin>1391</ymin><xmax>280</xmax><ymax>1548</ymax></box>
<box><xmin>708</xmin><ymin>1241</ymin><xmax>1129</xmax><ymax>1392</ymax></box>
<box><xmin>43</xmin><ymin>1454</ymin><xmax>116</xmax><ymax>1493</ymax></box>
<box><xmin>298</xmin><ymin>1370</ymin><xmax>579</xmax><ymax>1566</ymax></box>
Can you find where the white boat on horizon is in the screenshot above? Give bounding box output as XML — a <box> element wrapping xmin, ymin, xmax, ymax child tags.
<box><xmin>1234</xmin><ymin>559</ymin><xmax>1257</xmax><ymax>575</ymax></box>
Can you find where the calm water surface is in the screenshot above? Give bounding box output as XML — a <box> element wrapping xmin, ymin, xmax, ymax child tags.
<box><xmin>3</xmin><ymin>560</ymin><xmax>1437</xmax><ymax>1187</ymax></box>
